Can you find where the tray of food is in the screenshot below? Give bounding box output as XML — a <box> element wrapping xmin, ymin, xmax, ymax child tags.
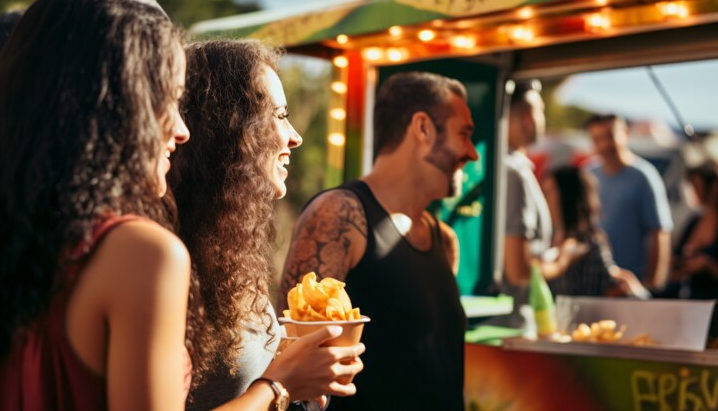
<box><xmin>502</xmin><ymin>296</ymin><xmax>718</xmax><ymax>365</ymax></box>
<box><xmin>552</xmin><ymin>296</ymin><xmax>715</xmax><ymax>351</ymax></box>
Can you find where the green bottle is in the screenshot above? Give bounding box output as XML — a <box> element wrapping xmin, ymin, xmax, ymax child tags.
<box><xmin>529</xmin><ymin>261</ymin><xmax>557</xmax><ymax>338</ymax></box>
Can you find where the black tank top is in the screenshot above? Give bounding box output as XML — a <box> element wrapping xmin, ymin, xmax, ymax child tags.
<box><xmin>328</xmin><ymin>180</ymin><xmax>466</xmax><ymax>411</ymax></box>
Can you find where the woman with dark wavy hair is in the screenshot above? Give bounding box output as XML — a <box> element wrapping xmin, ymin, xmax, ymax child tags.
<box><xmin>542</xmin><ymin>166</ymin><xmax>648</xmax><ymax>297</ymax></box>
<box><xmin>170</xmin><ymin>39</ymin><xmax>364</xmax><ymax>411</ymax></box>
<box><xmin>0</xmin><ymin>0</ymin><xmax>194</xmax><ymax>410</ymax></box>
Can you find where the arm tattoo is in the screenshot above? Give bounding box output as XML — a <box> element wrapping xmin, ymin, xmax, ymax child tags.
<box><xmin>279</xmin><ymin>190</ymin><xmax>367</xmax><ymax>309</ymax></box>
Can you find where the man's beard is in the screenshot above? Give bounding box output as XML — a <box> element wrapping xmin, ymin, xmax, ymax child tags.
<box><xmin>424</xmin><ymin>135</ymin><xmax>467</xmax><ymax>197</ymax></box>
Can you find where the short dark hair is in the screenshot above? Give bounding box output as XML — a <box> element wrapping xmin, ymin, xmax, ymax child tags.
<box><xmin>548</xmin><ymin>166</ymin><xmax>597</xmax><ymax>237</ymax></box>
<box><xmin>373</xmin><ymin>71</ymin><xmax>467</xmax><ymax>155</ymax></box>
<box><xmin>583</xmin><ymin>113</ymin><xmax>620</xmax><ymax>130</ymax></box>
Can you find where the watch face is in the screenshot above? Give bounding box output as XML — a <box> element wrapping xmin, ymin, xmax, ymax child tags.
<box><xmin>277</xmin><ymin>389</ymin><xmax>290</xmax><ymax>411</ymax></box>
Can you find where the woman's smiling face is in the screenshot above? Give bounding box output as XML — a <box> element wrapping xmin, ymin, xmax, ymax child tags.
<box><xmin>262</xmin><ymin>65</ymin><xmax>302</xmax><ymax>199</ymax></box>
<box><xmin>156</xmin><ymin>44</ymin><xmax>190</xmax><ymax>197</ymax></box>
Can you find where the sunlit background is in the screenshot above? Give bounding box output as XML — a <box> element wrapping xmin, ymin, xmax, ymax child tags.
<box><xmin>4</xmin><ymin>0</ymin><xmax>718</xmax><ymax>287</ymax></box>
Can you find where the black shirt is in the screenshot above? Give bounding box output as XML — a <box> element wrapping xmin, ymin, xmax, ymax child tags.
<box><xmin>328</xmin><ymin>180</ymin><xmax>466</xmax><ymax>411</ymax></box>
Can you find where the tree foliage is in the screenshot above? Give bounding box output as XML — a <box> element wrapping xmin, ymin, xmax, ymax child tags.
<box><xmin>543</xmin><ymin>78</ymin><xmax>594</xmax><ymax>133</ymax></box>
<box><xmin>1</xmin><ymin>0</ymin><xmax>30</xmax><ymax>13</ymax></box>
<box><xmin>272</xmin><ymin>58</ymin><xmax>331</xmax><ymax>287</ymax></box>
<box><xmin>157</xmin><ymin>0</ymin><xmax>259</xmax><ymax>28</ymax></box>
<box><xmin>279</xmin><ymin>58</ymin><xmax>331</xmax><ymax>213</ymax></box>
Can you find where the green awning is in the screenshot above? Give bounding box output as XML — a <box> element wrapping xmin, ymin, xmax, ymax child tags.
<box><xmin>192</xmin><ymin>0</ymin><xmax>561</xmax><ymax>46</ymax></box>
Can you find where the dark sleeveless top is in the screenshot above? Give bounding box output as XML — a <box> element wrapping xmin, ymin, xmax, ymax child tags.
<box><xmin>548</xmin><ymin>233</ymin><xmax>616</xmax><ymax>297</ymax></box>
<box><xmin>0</xmin><ymin>215</ymin><xmax>142</xmax><ymax>411</ymax></box>
<box><xmin>328</xmin><ymin>180</ymin><xmax>466</xmax><ymax>411</ymax></box>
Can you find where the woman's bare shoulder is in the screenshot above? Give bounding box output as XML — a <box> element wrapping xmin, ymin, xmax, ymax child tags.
<box><xmin>83</xmin><ymin>219</ymin><xmax>190</xmax><ymax>299</ymax></box>
<box><xmin>104</xmin><ymin>220</ymin><xmax>188</xmax><ymax>261</ymax></box>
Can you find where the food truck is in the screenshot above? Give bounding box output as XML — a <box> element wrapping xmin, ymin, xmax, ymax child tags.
<box><xmin>193</xmin><ymin>1</ymin><xmax>718</xmax><ymax>409</ymax></box>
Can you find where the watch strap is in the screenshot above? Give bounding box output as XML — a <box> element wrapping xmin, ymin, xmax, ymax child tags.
<box><xmin>251</xmin><ymin>377</ymin><xmax>290</xmax><ymax>411</ymax></box>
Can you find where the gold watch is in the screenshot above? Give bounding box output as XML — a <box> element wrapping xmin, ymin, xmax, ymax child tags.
<box><xmin>253</xmin><ymin>378</ymin><xmax>290</xmax><ymax>411</ymax></box>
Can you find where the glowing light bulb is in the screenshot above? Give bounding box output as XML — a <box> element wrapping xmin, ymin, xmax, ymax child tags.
<box><xmin>328</xmin><ymin>133</ymin><xmax>346</xmax><ymax>146</ymax></box>
<box><xmin>386</xmin><ymin>47</ymin><xmax>408</xmax><ymax>62</ymax></box>
<box><xmin>333</xmin><ymin>55</ymin><xmax>348</xmax><ymax>68</ymax></box>
<box><xmin>450</xmin><ymin>35</ymin><xmax>477</xmax><ymax>49</ymax></box>
<box><xmin>509</xmin><ymin>25</ymin><xmax>534</xmax><ymax>42</ymax></box>
<box><xmin>659</xmin><ymin>2</ymin><xmax>679</xmax><ymax>16</ymax></box>
<box><xmin>330</xmin><ymin>108</ymin><xmax>346</xmax><ymax>120</ymax></box>
<box><xmin>362</xmin><ymin>47</ymin><xmax>384</xmax><ymax>61</ymax></box>
<box><xmin>677</xmin><ymin>4</ymin><xmax>689</xmax><ymax>18</ymax></box>
<box><xmin>418</xmin><ymin>29</ymin><xmax>436</xmax><ymax>42</ymax></box>
<box><xmin>657</xmin><ymin>1</ymin><xmax>689</xmax><ymax>18</ymax></box>
<box><xmin>336</xmin><ymin>34</ymin><xmax>349</xmax><ymax>45</ymax></box>
<box><xmin>389</xmin><ymin>25</ymin><xmax>403</xmax><ymax>37</ymax></box>
<box><xmin>331</xmin><ymin>81</ymin><xmax>347</xmax><ymax>94</ymax></box>
<box><xmin>586</xmin><ymin>13</ymin><xmax>611</xmax><ymax>31</ymax></box>
<box><xmin>518</xmin><ymin>7</ymin><xmax>534</xmax><ymax>19</ymax></box>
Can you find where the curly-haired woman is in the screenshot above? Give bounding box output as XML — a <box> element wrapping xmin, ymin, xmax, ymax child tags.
<box><xmin>169</xmin><ymin>40</ymin><xmax>364</xmax><ymax>411</ymax></box>
<box><xmin>0</xmin><ymin>0</ymin><xmax>193</xmax><ymax>410</ymax></box>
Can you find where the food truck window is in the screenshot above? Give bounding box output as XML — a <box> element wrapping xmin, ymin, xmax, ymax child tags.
<box><xmin>530</xmin><ymin>58</ymin><xmax>718</xmax><ymax>297</ymax></box>
<box><xmin>378</xmin><ymin>58</ymin><xmax>502</xmax><ymax>296</ymax></box>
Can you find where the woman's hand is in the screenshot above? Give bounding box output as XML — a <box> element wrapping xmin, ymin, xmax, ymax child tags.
<box><xmin>560</xmin><ymin>238</ymin><xmax>589</xmax><ymax>264</ymax></box>
<box><xmin>262</xmin><ymin>326</ymin><xmax>365</xmax><ymax>402</ymax></box>
<box><xmin>607</xmin><ymin>266</ymin><xmax>651</xmax><ymax>299</ymax></box>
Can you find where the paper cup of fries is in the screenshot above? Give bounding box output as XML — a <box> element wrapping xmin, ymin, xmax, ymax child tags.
<box><xmin>278</xmin><ymin>315</ymin><xmax>371</xmax><ymax>346</ymax></box>
<box><xmin>282</xmin><ymin>272</ymin><xmax>370</xmax><ymax>346</ymax></box>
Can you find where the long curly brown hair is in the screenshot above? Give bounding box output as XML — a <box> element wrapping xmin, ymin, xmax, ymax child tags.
<box><xmin>0</xmin><ymin>0</ymin><xmax>183</xmax><ymax>359</ymax></box>
<box><xmin>168</xmin><ymin>39</ymin><xmax>282</xmax><ymax>383</ymax></box>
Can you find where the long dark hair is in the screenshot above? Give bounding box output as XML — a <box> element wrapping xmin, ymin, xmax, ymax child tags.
<box><xmin>549</xmin><ymin>166</ymin><xmax>599</xmax><ymax>238</ymax></box>
<box><xmin>0</xmin><ymin>0</ymin><xmax>183</xmax><ymax>359</ymax></box>
<box><xmin>169</xmin><ymin>39</ymin><xmax>282</xmax><ymax>383</ymax></box>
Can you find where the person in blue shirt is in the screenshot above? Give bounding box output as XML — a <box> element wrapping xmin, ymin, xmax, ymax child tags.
<box><xmin>585</xmin><ymin>113</ymin><xmax>673</xmax><ymax>292</ymax></box>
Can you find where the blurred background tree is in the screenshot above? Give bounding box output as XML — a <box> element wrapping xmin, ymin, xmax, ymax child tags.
<box><xmin>1</xmin><ymin>0</ymin><xmax>29</xmax><ymax>13</ymax></box>
<box><xmin>280</xmin><ymin>60</ymin><xmax>330</xmax><ymax>214</ymax></box>
<box><xmin>542</xmin><ymin>78</ymin><xmax>594</xmax><ymax>133</ymax></box>
<box><xmin>157</xmin><ymin>0</ymin><xmax>259</xmax><ymax>28</ymax></box>
<box><xmin>272</xmin><ymin>58</ymin><xmax>331</xmax><ymax>288</ymax></box>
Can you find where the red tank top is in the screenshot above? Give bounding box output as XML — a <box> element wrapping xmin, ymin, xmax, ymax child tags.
<box><xmin>0</xmin><ymin>214</ymin><xmax>190</xmax><ymax>411</ymax></box>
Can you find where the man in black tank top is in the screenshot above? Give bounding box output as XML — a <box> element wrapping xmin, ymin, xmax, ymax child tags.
<box><xmin>280</xmin><ymin>72</ymin><xmax>479</xmax><ymax>411</ymax></box>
